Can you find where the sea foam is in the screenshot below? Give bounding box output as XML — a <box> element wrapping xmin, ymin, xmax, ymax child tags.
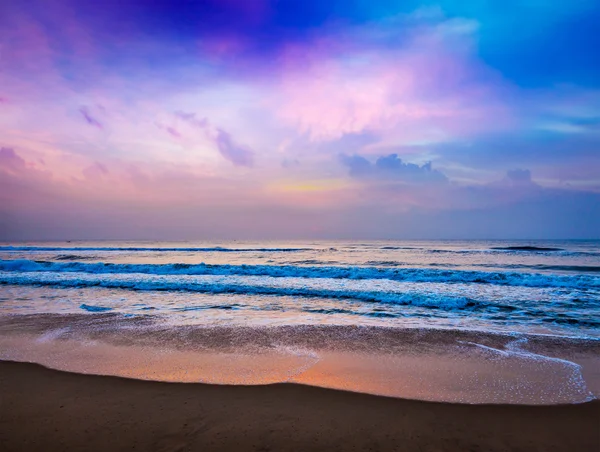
<box><xmin>1</xmin><ymin>259</ymin><xmax>598</xmax><ymax>290</ymax></box>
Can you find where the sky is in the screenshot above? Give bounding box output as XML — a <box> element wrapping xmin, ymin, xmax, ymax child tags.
<box><xmin>1</xmin><ymin>0</ymin><xmax>599</xmax><ymax>240</ymax></box>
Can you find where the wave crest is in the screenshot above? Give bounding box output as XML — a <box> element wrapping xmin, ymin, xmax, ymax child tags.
<box><xmin>1</xmin><ymin>259</ymin><xmax>598</xmax><ymax>289</ymax></box>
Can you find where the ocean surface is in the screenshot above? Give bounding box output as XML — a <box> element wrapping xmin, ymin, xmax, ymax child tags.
<box><xmin>1</xmin><ymin>239</ymin><xmax>599</xmax><ymax>338</ymax></box>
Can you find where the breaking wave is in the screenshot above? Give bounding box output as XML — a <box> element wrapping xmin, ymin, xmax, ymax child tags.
<box><xmin>1</xmin><ymin>259</ymin><xmax>598</xmax><ymax>290</ymax></box>
<box><xmin>0</xmin><ymin>271</ymin><xmax>477</xmax><ymax>309</ymax></box>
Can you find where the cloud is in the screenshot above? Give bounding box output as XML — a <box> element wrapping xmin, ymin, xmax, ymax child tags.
<box><xmin>82</xmin><ymin>162</ymin><xmax>109</xmax><ymax>181</ymax></box>
<box><xmin>165</xmin><ymin>127</ymin><xmax>181</xmax><ymax>138</ymax></box>
<box><xmin>175</xmin><ymin>111</ymin><xmax>254</xmax><ymax>167</ymax></box>
<box><xmin>0</xmin><ymin>147</ymin><xmax>27</xmax><ymax>174</ymax></box>
<box><xmin>214</xmin><ymin>128</ymin><xmax>254</xmax><ymax>167</ymax></box>
<box><xmin>339</xmin><ymin>154</ymin><xmax>372</xmax><ymax>177</ymax></box>
<box><xmin>174</xmin><ymin>111</ymin><xmax>208</xmax><ymax>128</ymax></box>
<box><xmin>341</xmin><ymin>153</ymin><xmax>448</xmax><ymax>185</ymax></box>
<box><xmin>281</xmin><ymin>158</ymin><xmax>300</xmax><ymax>168</ymax></box>
<box><xmin>505</xmin><ymin>169</ymin><xmax>534</xmax><ymax>185</ymax></box>
<box><xmin>79</xmin><ymin>106</ymin><xmax>102</xmax><ymax>129</ymax></box>
<box><xmin>1</xmin><ymin>1</ymin><xmax>599</xmax><ymax>240</ymax></box>
<box><xmin>272</xmin><ymin>11</ymin><xmax>509</xmax><ymax>143</ymax></box>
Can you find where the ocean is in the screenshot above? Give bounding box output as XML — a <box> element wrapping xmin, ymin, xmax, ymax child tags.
<box><xmin>1</xmin><ymin>239</ymin><xmax>599</xmax><ymax>404</ymax></box>
<box><xmin>1</xmin><ymin>239</ymin><xmax>599</xmax><ymax>337</ymax></box>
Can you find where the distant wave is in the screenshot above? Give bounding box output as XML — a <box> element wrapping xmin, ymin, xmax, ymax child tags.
<box><xmin>490</xmin><ymin>246</ymin><xmax>564</xmax><ymax>252</ymax></box>
<box><xmin>533</xmin><ymin>265</ymin><xmax>600</xmax><ymax>273</ymax></box>
<box><xmin>379</xmin><ymin>246</ymin><xmax>419</xmax><ymax>250</ymax></box>
<box><xmin>365</xmin><ymin>260</ymin><xmax>405</xmax><ymax>266</ymax></box>
<box><xmin>1</xmin><ymin>259</ymin><xmax>599</xmax><ymax>289</ymax></box>
<box><xmin>473</xmin><ymin>263</ymin><xmax>600</xmax><ymax>274</ymax></box>
<box><xmin>55</xmin><ymin>254</ymin><xmax>98</xmax><ymax>261</ymax></box>
<box><xmin>425</xmin><ymin>248</ymin><xmax>598</xmax><ymax>257</ymax></box>
<box><xmin>0</xmin><ymin>246</ymin><xmax>311</xmax><ymax>253</ymax></box>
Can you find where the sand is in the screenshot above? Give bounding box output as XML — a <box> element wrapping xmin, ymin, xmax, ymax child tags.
<box><xmin>2</xmin><ymin>314</ymin><xmax>600</xmax><ymax>405</ymax></box>
<box><xmin>1</xmin><ymin>360</ymin><xmax>598</xmax><ymax>452</ymax></box>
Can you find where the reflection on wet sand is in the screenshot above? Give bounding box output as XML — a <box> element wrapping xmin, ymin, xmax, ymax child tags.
<box><xmin>1</xmin><ymin>314</ymin><xmax>598</xmax><ymax>405</ymax></box>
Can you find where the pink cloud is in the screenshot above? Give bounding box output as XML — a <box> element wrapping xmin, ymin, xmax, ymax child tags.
<box><xmin>273</xmin><ymin>19</ymin><xmax>510</xmax><ymax>143</ymax></box>
<box><xmin>79</xmin><ymin>107</ymin><xmax>103</xmax><ymax>129</ymax></box>
<box><xmin>82</xmin><ymin>161</ymin><xmax>109</xmax><ymax>181</ymax></box>
<box><xmin>0</xmin><ymin>147</ymin><xmax>27</xmax><ymax>174</ymax></box>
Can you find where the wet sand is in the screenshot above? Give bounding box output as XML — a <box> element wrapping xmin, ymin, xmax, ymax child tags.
<box><xmin>1</xmin><ymin>314</ymin><xmax>600</xmax><ymax>404</ymax></box>
<box><xmin>1</xmin><ymin>360</ymin><xmax>599</xmax><ymax>452</ymax></box>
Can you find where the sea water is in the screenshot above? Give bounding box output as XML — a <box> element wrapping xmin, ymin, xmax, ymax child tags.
<box><xmin>1</xmin><ymin>239</ymin><xmax>598</xmax><ymax>337</ymax></box>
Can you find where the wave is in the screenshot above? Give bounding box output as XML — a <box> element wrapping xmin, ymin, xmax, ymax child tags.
<box><xmin>490</xmin><ymin>246</ymin><xmax>564</xmax><ymax>252</ymax></box>
<box><xmin>55</xmin><ymin>254</ymin><xmax>98</xmax><ymax>261</ymax></box>
<box><xmin>0</xmin><ymin>246</ymin><xmax>311</xmax><ymax>253</ymax></box>
<box><xmin>424</xmin><ymin>248</ymin><xmax>598</xmax><ymax>257</ymax></box>
<box><xmin>1</xmin><ymin>259</ymin><xmax>599</xmax><ymax>289</ymax></box>
<box><xmin>379</xmin><ymin>246</ymin><xmax>419</xmax><ymax>250</ymax></box>
<box><xmin>0</xmin><ymin>271</ymin><xmax>476</xmax><ymax>309</ymax></box>
<box><xmin>473</xmin><ymin>263</ymin><xmax>600</xmax><ymax>274</ymax></box>
<box><xmin>365</xmin><ymin>260</ymin><xmax>405</xmax><ymax>266</ymax></box>
<box><xmin>80</xmin><ymin>304</ymin><xmax>112</xmax><ymax>312</ymax></box>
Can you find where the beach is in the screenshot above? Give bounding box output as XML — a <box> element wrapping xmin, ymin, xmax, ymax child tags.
<box><xmin>1</xmin><ymin>360</ymin><xmax>599</xmax><ymax>452</ymax></box>
<box><xmin>3</xmin><ymin>0</ymin><xmax>600</xmax><ymax>446</ymax></box>
<box><xmin>1</xmin><ymin>241</ymin><xmax>599</xmax><ymax>450</ymax></box>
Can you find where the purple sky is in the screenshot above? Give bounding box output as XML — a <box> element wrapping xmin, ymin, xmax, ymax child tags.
<box><xmin>1</xmin><ymin>0</ymin><xmax>599</xmax><ymax>240</ymax></box>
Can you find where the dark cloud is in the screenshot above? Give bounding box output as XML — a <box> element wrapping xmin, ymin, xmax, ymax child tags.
<box><xmin>341</xmin><ymin>153</ymin><xmax>448</xmax><ymax>184</ymax></box>
<box><xmin>339</xmin><ymin>154</ymin><xmax>371</xmax><ymax>177</ymax></box>
<box><xmin>174</xmin><ymin>111</ymin><xmax>208</xmax><ymax>128</ymax></box>
<box><xmin>506</xmin><ymin>169</ymin><xmax>530</xmax><ymax>182</ymax></box>
<box><xmin>79</xmin><ymin>106</ymin><xmax>102</xmax><ymax>129</ymax></box>
<box><xmin>175</xmin><ymin>111</ymin><xmax>254</xmax><ymax>167</ymax></box>
<box><xmin>214</xmin><ymin>128</ymin><xmax>254</xmax><ymax>167</ymax></box>
<box><xmin>166</xmin><ymin>127</ymin><xmax>181</xmax><ymax>138</ymax></box>
<box><xmin>0</xmin><ymin>147</ymin><xmax>27</xmax><ymax>173</ymax></box>
<box><xmin>503</xmin><ymin>169</ymin><xmax>536</xmax><ymax>187</ymax></box>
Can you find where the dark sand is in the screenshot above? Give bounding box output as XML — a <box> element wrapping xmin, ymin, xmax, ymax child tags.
<box><xmin>1</xmin><ymin>361</ymin><xmax>598</xmax><ymax>452</ymax></box>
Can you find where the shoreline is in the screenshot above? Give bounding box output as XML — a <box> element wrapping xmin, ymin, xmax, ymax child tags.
<box><xmin>1</xmin><ymin>313</ymin><xmax>599</xmax><ymax>405</ymax></box>
<box><xmin>1</xmin><ymin>360</ymin><xmax>599</xmax><ymax>452</ymax></box>
<box><xmin>2</xmin><ymin>312</ymin><xmax>599</xmax><ymax>345</ymax></box>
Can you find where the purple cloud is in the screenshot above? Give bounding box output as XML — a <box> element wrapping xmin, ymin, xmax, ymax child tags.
<box><xmin>175</xmin><ymin>111</ymin><xmax>254</xmax><ymax>167</ymax></box>
<box><xmin>506</xmin><ymin>169</ymin><xmax>534</xmax><ymax>184</ymax></box>
<box><xmin>214</xmin><ymin>128</ymin><xmax>254</xmax><ymax>167</ymax></box>
<box><xmin>82</xmin><ymin>161</ymin><xmax>109</xmax><ymax>180</ymax></box>
<box><xmin>484</xmin><ymin>169</ymin><xmax>540</xmax><ymax>190</ymax></box>
<box><xmin>0</xmin><ymin>147</ymin><xmax>27</xmax><ymax>173</ymax></box>
<box><xmin>341</xmin><ymin>153</ymin><xmax>448</xmax><ymax>184</ymax></box>
<box><xmin>174</xmin><ymin>111</ymin><xmax>208</xmax><ymax>128</ymax></box>
<box><xmin>79</xmin><ymin>106</ymin><xmax>102</xmax><ymax>129</ymax></box>
<box><xmin>166</xmin><ymin>127</ymin><xmax>181</xmax><ymax>138</ymax></box>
